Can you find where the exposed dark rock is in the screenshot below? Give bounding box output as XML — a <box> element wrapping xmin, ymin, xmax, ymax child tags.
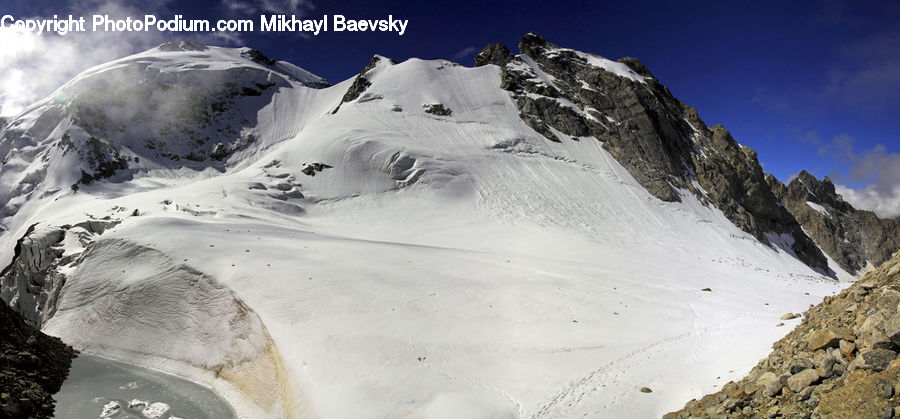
<box><xmin>333</xmin><ymin>55</ymin><xmax>388</xmax><ymax>114</ymax></box>
<box><xmin>474</xmin><ymin>43</ymin><xmax>512</xmax><ymax>67</ymax></box>
<box><xmin>75</xmin><ymin>137</ymin><xmax>129</xmax><ymax>185</ymax></box>
<box><xmin>485</xmin><ymin>33</ymin><xmax>829</xmax><ymax>270</ymax></box>
<box><xmin>851</xmin><ymin>349</ymin><xmax>897</xmax><ymax>372</ymax></box>
<box><xmin>0</xmin><ymin>299</ymin><xmax>77</xmax><ymax>419</ymax></box>
<box><xmin>767</xmin><ymin>171</ymin><xmax>900</xmax><ymax>275</ymax></box>
<box><xmin>423</xmin><ymin>103</ymin><xmax>452</xmax><ymax>116</ymax></box>
<box><xmin>240</xmin><ymin>48</ymin><xmax>276</xmax><ymax>66</ymax></box>
<box><xmin>301</xmin><ymin>162</ymin><xmax>332</xmax><ymax>177</ymax></box>
<box><xmin>616</xmin><ymin>57</ymin><xmax>655</xmax><ymax>79</ymax></box>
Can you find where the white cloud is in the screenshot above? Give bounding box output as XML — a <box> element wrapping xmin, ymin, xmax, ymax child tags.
<box><xmin>809</xmin><ymin>132</ymin><xmax>900</xmax><ymax>218</ymax></box>
<box><xmin>453</xmin><ymin>46</ymin><xmax>477</xmax><ymax>61</ymax></box>
<box><xmin>0</xmin><ymin>0</ymin><xmax>262</xmax><ymax>118</ymax></box>
<box><xmin>835</xmin><ymin>183</ymin><xmax>900</xmax><ymax>218</ymax></box>
<box><xmin>223</xmin><ymin>0</ymin><xmax>257</xmax><ymax>14</ymax></box>
<box><xmin>224</xmin><ymin>0</ymin><xmax>314</xmax><ymax>14</ymax></box>
<box><xmin>0</xmin><ymin>1</ymin><xmax>172</xmax><ymax>117</ymax></box>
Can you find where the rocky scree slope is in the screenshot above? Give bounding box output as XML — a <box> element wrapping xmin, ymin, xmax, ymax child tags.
<box><xmin>475</xmin><ymin>34</ymin><xmax>828</xmax><ymax>271</ymax></box>
<box><xmin>0</xmin><ymin>300</ymin><xmax>77</xmax><ymax>419</ymax></box>
<box><xmin>665</xmin><ymin>251</ymin><xmax>900</xmax><ymax>418</ymax></box>
<box><xmin>768</xmin><ymin>171</ymin><xmax>900</xmax><ymax>276</ymax></box>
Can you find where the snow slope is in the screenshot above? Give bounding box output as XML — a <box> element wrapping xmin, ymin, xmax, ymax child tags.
<box><xmin>0</xmin><ymin>45</ymin><xmax>853</xmax><ymax>418</ymax></box>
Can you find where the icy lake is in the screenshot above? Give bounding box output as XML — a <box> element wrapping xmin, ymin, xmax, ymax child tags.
<box><xmin>55</xmin><ymin>354</ymin><xmax>236</xmax><ymax>419</ymax></box>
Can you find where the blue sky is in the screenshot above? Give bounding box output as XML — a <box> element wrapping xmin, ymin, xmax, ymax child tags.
<box><xmin>2</xmin><ymin>0</ymin><xmax>898</xmax><ymax>216</ymax></box>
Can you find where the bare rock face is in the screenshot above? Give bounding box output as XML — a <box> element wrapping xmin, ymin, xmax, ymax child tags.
<box><xmin>483</xmin><ymin>34</ymin><xmax>828</xmax><ymax>271</ymax></box>
<box><xmin>665</xmin><ymin>251</ymin><xmax>900</xmax><ymax>418</ymax></box>
<box><xmin>768</xmin><ymin>170</ymin><xmax>900</xmax><ymax>275</ymax></box>
<box><xmin>333</xmin><ymin>55</ymin><xmax>391</xmax><ymax>114</ymax></box>
<box><xmin>474</xmin><ymin>43</ymin><xmax>512</xmax><ymax>67</ymax></box>
<box><xmin>0</xmin><ymin>296</ymin><xmax>77</xmax><ymax>418</ymax></box>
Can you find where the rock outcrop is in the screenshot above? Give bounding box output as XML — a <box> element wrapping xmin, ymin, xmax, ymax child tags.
<box><xmin>665</xmin><ymin>251</ymin><xmax>900</xmax><ymax>418</ymax></box>
<box><xmin>332</xmin><ymin>55</ymin><xmax>392</xmax><ymax>114</ymax></box>
<box><xmin>476</xmin><ymin>34</ymin><xmax>828</xmax><ymax>271</ymax></box>
<box><xmin>0</xmin><ymin>300</ymin><xmax>77</xmax><ymax>418</ymax></box>
<box><xmin>768</xmin><ymin>171</ymin><xmax>900</xmax><ymax>275</ymax></box>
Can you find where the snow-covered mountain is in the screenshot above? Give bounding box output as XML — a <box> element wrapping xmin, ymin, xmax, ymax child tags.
<box><xmin>0</xmin><ymin>36</ymin><xmax>897</xmax><ymax>418</ymax></box>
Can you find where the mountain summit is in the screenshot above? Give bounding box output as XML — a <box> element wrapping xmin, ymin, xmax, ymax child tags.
<box><xmin>0</xmin><ymin>35</ymin><xmax>898</xmax><ymax>418</ymax></box>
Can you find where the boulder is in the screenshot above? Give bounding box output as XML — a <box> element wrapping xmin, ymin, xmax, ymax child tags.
<box><xmin>786</xmin><ymin>369</ymin><xmax>820</xmax><ymax>393</ymax></box>
<box><xmin>882</xmin><ymin>313</ymin><xmax>900</xmax><ymax>346</ymax></box>
<box><xmin>813</xmin><ymin>352</ymin><xmax>836</xmax><ymax>378</ymax></box>
<box><xmin>839</xmin><ymin>340</ymin><xmax>856</xmax><ymax>358</ymax></box>
<box><xmin>788</xmin><ymin>358</ymin><xmax>813</xmax><ymax>374</ymax></box>
<box><xmin>877</xmin><ymin>289</ymin><xmax>900</xmax><ymax>315</ymax></box>
<box><xmin>806</xmin><ymin>327</ymin><xmax>855</xmax><ymax>351</ymax></box>
<box><xmin>849</xmin><ymin>349</ymin><xmax>897</xmax><ymax>372</ymax></box>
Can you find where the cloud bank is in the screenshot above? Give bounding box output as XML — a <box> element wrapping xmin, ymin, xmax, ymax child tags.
<box><xmin>0</xmin><ymin>0</ymin><xmax>289</xmax><ymax>117</ymax></box>
<box><xmin>806</xmin><ymin>131</ymin><xmax>900</xmax><ymax>218</ymax></box>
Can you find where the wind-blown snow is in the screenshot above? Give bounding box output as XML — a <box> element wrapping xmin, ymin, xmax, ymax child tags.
<box><xmin>0</xmin><ymin>47</ymin><xmax>848</xmax><ymax>418</ymax></box>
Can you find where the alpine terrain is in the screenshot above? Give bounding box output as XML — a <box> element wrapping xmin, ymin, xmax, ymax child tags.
<box><xmin>1</xmin><ymin>34</ymin><xmax>898</xmax><ymax>418</ymax></box>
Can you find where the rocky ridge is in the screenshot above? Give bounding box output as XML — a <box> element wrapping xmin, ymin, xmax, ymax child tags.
<box><xmin>768</xmin><ymin>171</ymin><xmax>900</xmax><ymax>276</ymax></box>
<box><xmin>475</xmin><ymin>34</ymin><xmax>829</xmax><ymax>271</ymax></box>
<box><xmin>665</xmin><ymin>250</ymin><xmax>900</xmax><ymax>418</ymax></box>
<box><xmin>0</xmin><ymin>300</ymin><xmax>77</xmax><ymax>418</ymax></box>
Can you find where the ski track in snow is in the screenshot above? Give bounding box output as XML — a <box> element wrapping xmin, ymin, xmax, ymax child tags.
<box><xmin>531</xmin><ymin>307</ymin><xmax>768</xmax><ymax>418</ymax></box>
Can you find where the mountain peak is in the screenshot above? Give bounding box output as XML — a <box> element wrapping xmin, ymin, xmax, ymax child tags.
<box><xmin>474</xmin><ymin>43</ymin><xmax>512</xmax><ymax>67</ymax></box>
<box><xmin>481</xmin><ymin>34</ymin><xmax>829</xmax><ymax>270</ymax></box>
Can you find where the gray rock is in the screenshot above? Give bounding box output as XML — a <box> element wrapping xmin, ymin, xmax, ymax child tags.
<box><xmin>882</xmin><ymin>383</ymin><xmax>894</xmax><ymax>399</ymax></box>
<box><xmin>763</xmin><ymin>377</ymin><xmax>784</xmax><ymax>397</ymax></box>
<box><xmin>883</xmin><ymin>313</ymin><xmax>900</xmax><ymax>346</ymax></box>
<box><xmin>474</xmin><ymin>43</ymin><xmax>512</xmax><ymax>67</ymax></box>
<box><xmin>795</xmin><ymin>385</ymin><xmax>814</xmax><ymax>401</ymax></box>
<box><xmin>878</xmin><ymin>289</ymin><xmax>900</xmax><ymax>315</ymax></box>
<box><xmin>812</xmin><ymin>352</ymin><xmax>836</xmax><ymax>378</ymax></box>
<box><xmin>769</xmin><ymin>170</ymin><xmax>900</xmax><ymax>275</ymax></box>
<box><xmin>806</xmin><ymin>327</ymin><xmax>855</xmax><ymax>351</ymax></box>
<box><xmin>423</xmin><ymin>104</ymin><xmax>452</xmax><ymax>116</ymax></box>
<box><xmin>786</xmin><ymin>368</ymin><xmax>820</xmax><ymax>393</ymax></box>
<box><xmin>849</xmin><ymin>349</ymin><xmax>897</xmax><ymax>372</ymax></box>
<box><xmin>832</xmin><ymin>362</ymin><xmax>846</xmax><ymax>376</ymax></box>
<box><xmin>788</xmin><ymin>358</ymin><xmax>813</xmax><ymax>374</ymax></box>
